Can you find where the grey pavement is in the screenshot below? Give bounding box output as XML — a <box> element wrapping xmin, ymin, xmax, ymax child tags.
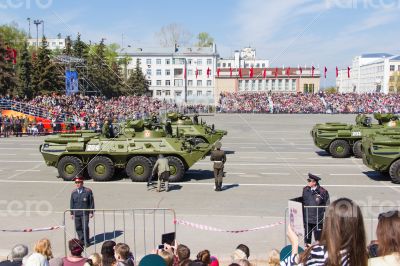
<box><xmin>0</xmin><ymin>114</ymin><xmax>399</xmax><ymax>262</ymax></box>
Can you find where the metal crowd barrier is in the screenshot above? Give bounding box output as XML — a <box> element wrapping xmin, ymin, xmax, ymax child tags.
<box><xmin>63</xmin><ymin>208</ymin><xmax>176</xmax><ymax>262</ymax></box>
<box><xmin>284</xmin><ymin>205</ymin><xmax>400</xmax><ymax>246</ymax></box>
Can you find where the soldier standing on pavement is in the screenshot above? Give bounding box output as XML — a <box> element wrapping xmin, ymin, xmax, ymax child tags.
<box><xmin>210</xmin><ymin>142</ymin><xmax>226</xmax><ymax>191</ymax></box>
<box><xmin>151</xmin><ymin>154</ymin><xmax>170</xmax><ymax>192</ymax></box>
<box><xmin>302</xmin><ymin>173</ymin><xmax>330</xmax><ymax>246</ymax></box>
<box><xmin>70</xmin><ymin>177</ymin><xmax>95</xmax><ymax>247</ymax></box>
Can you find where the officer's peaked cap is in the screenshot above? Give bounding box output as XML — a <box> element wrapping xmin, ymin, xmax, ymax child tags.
<box><xmin>308</xmin><ymin>173</ymin><xmax>321</xmax><ymax>182</ymax></box>
<box><xmin>74</xmin><ymin>177</ymin><xmax>84</xmax><ymax>182</ymax></box>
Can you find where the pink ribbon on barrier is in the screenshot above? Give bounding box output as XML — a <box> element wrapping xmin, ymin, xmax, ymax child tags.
<box><xmin>0</xmin><ymin>225</ymin><xmax>64</xmax><ymax>233</ymax></box>
<box><xmin>174</xmin><ymin>219</ymin><xmax>284</xmax><ymax>233</ymax></box>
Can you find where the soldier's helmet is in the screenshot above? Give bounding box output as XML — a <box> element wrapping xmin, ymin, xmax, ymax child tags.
<box><xmin>215</xmin><ymin>142</ymin><xmax>222</xmax><ymax>149</ymax></box>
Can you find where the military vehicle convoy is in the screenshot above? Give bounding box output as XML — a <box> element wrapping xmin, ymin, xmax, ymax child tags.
<box><xmin>362</xmin><ymin>128</ymin><xmax>400</xmax><ymax>183</ymax></box>
<box><xmin>40</xmin><ymin>119</ymin><xmax>212</xmax><ymax>182</ymax></box>
<box><xmin>311</xmin><ymin>113</ymin><xmax>399</xmax><ymax>158</ymax></box>
<box><xmin>166</xmin><ymin>112</ymin><xmax>227</xmax><ymax>145</ymax></box>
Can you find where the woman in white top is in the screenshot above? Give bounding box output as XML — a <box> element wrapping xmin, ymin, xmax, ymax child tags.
<box><xmin>25</xmin><ymin>238</ymin><xmax>53</xmax><ymax>266</ymax></box>
<box><xmin>369</xmin><ymin>210</ymin><xmax>400</xmax><ymax>266</ymax></box>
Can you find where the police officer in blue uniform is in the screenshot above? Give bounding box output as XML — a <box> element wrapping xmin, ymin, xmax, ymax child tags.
<box><xmin>70</xmin><ymin>177</ymin><xmax>95</xmax><ymax>247</ymax></box>
<box><xmin>302</xmin><ymin>173</ymin><xmax>329</xmax><ymax>245</ymax></box>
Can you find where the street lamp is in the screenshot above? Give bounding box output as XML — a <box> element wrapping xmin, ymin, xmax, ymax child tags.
<box><xmin>40</xmin><ymin>20</ymin><xmax>44</xmax><ymax>37</ymax></box>
<box><xmin>33</xmin><ymin>19</ymin><xmax>42</xmax><ymax>49</ymax></box>
<box><xmin>27</xmin><ymin>18</ymin><xmax>31</xmax><ymax>38</ymax></box>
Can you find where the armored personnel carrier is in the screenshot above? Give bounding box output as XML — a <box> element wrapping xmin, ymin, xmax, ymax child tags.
<box><xmin>362</xmin><ymin>128</ymin><xmax>400</xmax><ymax>183</ymax></box>
<box><xmin>166</xmin><ymin>112</ymin><xmax>227</xmax><ymax>145</ymax></box>
<box><xmin>40</xmin><ymin>120</ymin><xmax>211</xmax><ymax>182</ymax></box>
<box><xmin>311</xmin><ymin>113</ymin><xmax>399</xmax><ymax>158</ymax></box>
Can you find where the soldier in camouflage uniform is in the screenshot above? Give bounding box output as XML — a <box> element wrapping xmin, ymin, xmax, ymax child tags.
<box><xmin>210</xmin><ymin>142</ymin><xmax>226</xmax><ymax>191</ymax></box>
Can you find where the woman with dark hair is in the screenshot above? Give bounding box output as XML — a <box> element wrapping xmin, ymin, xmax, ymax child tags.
<box><xmin>101</xmin><ymin>241</ymin><xmax>116</xmax><ymax>266</ymax></box>
<box><xmin>196</xmin><ymin>250</ymin><xmax>210</xmax><ymax>265</ymax></box>
<box><xmin>62</xmin><ymin>239</ymin><xmax>87</xmax><ymax>266</ymax></box>
<box><xmin>369</xmin><ymin>210</ymin><xmax>400</xmax><ymax>265</ymax></box>
<box><xmin>285</xmin><ymin>197</ymin><xmax>368</xmax><ymax>266</ymax></box>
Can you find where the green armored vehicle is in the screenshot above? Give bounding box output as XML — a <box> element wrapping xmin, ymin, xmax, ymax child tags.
<box><xmin>311</xmin><ymin>113</ymin><xmax>399</xmax><ymax>158</ymax></box>
<box><xmin>166</xmin><ymin>112</ymin><xmax>227</xmax><ymax>145</ymax></box>
<box><xmin>362</xmin><ymin>128</ymin><xmax>400</xmax><ymax>183</ymax></box>
<box><xmin>40</xmin><ymin>120</ymin><xmax>211</xmax><ymax>182</ymax></box>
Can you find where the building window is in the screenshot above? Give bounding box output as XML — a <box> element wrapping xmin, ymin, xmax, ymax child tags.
<box><xmin>256</xmin><ymin>63</ymin><xmax>259</xmax><ymax>67</ymax></box>
<box><xmin>207</xmin><ymin>59</ymin><xmax>212</xmax><ymax>65</ymax></box>
<box><xmin>198</xmin><ymin>70</ymin><xmax>202</xmax><ymax>76</ymax></box>
<box><xmin>165</xmin><ymin>59</ymin><xmax>170</xmax><ymax>65</ymax></box>
<box><xmin>156</xmin><ymin>59</ymin><xmax>161</xmax><ymax>64</ymax></box>
<box><xmin>156</xmin><ymin>80</ymin><xmax>161</xmax><ymax>86</ymax></box>
<box><xmin>272</xmin><ymin>80</ymin><xmax>276</xmax><ymax>90</ymax></box>
<box><xmin>251</xmin><ymin>80</ymin><xmax>256</xmax><ymax>90</ymax></box>
<box><xmin>262</xmin><ymin>63</ymin><xmax>265</xmax><ymax>67</ymax></box>
<box><xmin>197</xmin><ymin>80</ymin><xmax>202</xmax><ymax>87</ymax></box>
<box><xmin>245</xmin><ymin>80</ymin><xmax>249</xmax><ymax>89</ymax></box>
<box><xmin>188</xmin><ymin>80</ymin><xmax>193</xmax><ymax>86</ymax></box>
<box><xmin>146</xmin><ymin>59</ymin><xmax>151</xmax><ymax>64</ymax></box>
<box><xmin>59</xmin><ymin>42</ymin><xmax>63</xmax><ymax>45</ymax></box>
<box><xmin>156</xmin><ymin>90</ymin><xmax>161</xmax><ymax>96</ymax></box>
<box><xmin>188</xmin><ymin>69</ymin><xmax>193</xmax><ymax>76</ymax></box>
<box><xmin>206</xmin><ymin>90</ymin><xmax>212</xmax><ymax>96</ymax></box>
<box><xmin>390</xmin><ymin>65</ymin><xmax>395</xmax><ymax>71</ymax></box>
<box><xmin>197</xmin><ymin>91</ymin><xmax>202</xmax><ymax>96</ymax></box>
<box><xmin>258</xmin><ymin>80</ymin><xmax>262</xmax><ymax>90</ymax></box>
<box><xmin>188</xmin><ymin>59</ymin><xmax>192</xmax><ymax>65</ymax></box>
<box><xmin>278</xmin><ymin>79</ymin><xmax>283</xmax><ymax>90</ymax></box>
<box><xmin>175</xmin><ymin>91</ymin><xmax>182</xmax><ymax>96</ymax></box>
<box><xmin>292</xmin><ymin>79</ymin><xmax>296</xmax><ymax>91</ymax></box>
<box><xmin>146</xmin><ymin>69</ymin><xmax>152</xmax><ymax>75</ymax></box>
<box><xmin>173</xmin><ymin>58</ymin><xmax>185</xmax><ymax>65</ymax></box>
<box><xmin>222</xmin><ymin>63</ymin><xmax>226</xmax><ymax>67</ymax></box>
<box><xmin>239</xmin><ymin>80</ymin><xmax>243</xmax><ymax>90</ymax></box>
<box><xmin>188</xmin><ymin>90</ymin><xmax>193</xmax><ymax>96</ymax></box>
<box><xmin>217</xmin><ymin>63</ymin><xmax>221</xmax><ymax>67</ymax></box>
<box><xmin>207</xmin><ymin>80</ymin><xmax>212</xmax><ymax>86</ymax></box>
<box><xmin>165</xmin><ymin>90</ymin><xmax>170</xmax><ymax>96</ymax></box>
<box><xmin>197</xmin><ymin>59</ymin><xmax>202</xmax><ymax>65</ymax></box>
<box><xmin>156</xmin><ymin>69</ymin><xmax>162</xmax><ymax>75</ymax></box>
<box><xmin>228</xmin><ymin>63</ymin><xmax>231</xmax><ymax>67</ymax></box>
<box><xmin>165</xmin><ymin>69</ymin><xmax>170</xmax><ymax>75</ymax></box>
<box><xmin>174</xmin><ymin>79</ymin><xmax>183</xmax><ymax>86</ymax></box>
<box><xmin>174</xmin><ymin>68</ymin><xmax>184</xmax><ymax>76</ymax></box>
<box><xmin>285</xmin><ymin>79</ymin><xmax>289</xmax><ymax>91</ymax></box>
<box><xmin>398</xmin><ymin>65</ymin><xmax>400</xmax><ymax>71</ymax></box>
<box><xmin>147</xmin><ymin>80</ymin><xmax>152</xmax><ymax>86</ymax></box>
<box><xmin>165</xmin><ymin>80</ymin><xmax>170</xmax><ymax>86</ymax></box>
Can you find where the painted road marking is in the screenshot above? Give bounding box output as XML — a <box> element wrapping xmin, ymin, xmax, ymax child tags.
<box><xmin>260</xmin><ymin>173</ymin><xmax>290</xmax><ymax>175</ymax></box>
<box><xmin>329</xmin><ymin>173</ymin><xmax>366</xmax><ymax>176</ymax></box>
<box><xmin>0</xmin><ymin>148</ymin><xmax>37</xmax><ymax>150</ymax></box>
<box><xmin>0</xmin><ymin>160</ymin><xmax>43</xmax><ymax>163</ymax></box>
<box><xmin>16</xmin><ymin>170</ymin><xmax>41</xmax><ymax>172</ymax></box>
<box><xmin>195</xmin><ymin>162</ymin><xmax>364</xmax><ymax>167</ymax></box>
<box><xmin>0</xmin><ymin>179</ymin><xmax>397</xmax><ymax>188</ymax></box>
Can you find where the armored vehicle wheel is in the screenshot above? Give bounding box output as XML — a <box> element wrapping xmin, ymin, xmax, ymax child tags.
<box><xmin>58</xmin><ymin>156</ymin><xmax>84</xmax><ymax>181</ymax></box>
<box><xmin>389</xmin><ymin>160</ymin><xmax>400</xmax><ymax>184</ymax></box>
<box><xmin>352</xmin><ymin>140</ymin><xmax>363</xmax><ymax>158</ymax></box>
<box><xmin>88</xmin><ymin>156</ymin><xmax>115</xmax><ymax>181</ymax></box>
<box><xmin>329</xmin><ymin>140</ymin><xmax>351</xmax><ymax>158</ymax></box>
<box><xmin>167</xmin><ymin>156</ymin><xmax>185</xmax><ymax>182</ymax></box>
<box><xmin>126</xmin><ymin>156</ymin><xmax>152</xmax><ymax>182</ymax></box>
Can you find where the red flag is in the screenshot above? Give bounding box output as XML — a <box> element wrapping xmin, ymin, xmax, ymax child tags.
<box><xmin>286</xmin><ymin>67</ymin><xmax>291</xmax><ymax>77</ymax></box>
<box><xmin>324</xmin><ymin>66</ymin><xmax>327</xmax><ymax>79</ymax></box>
<box><xmin>217</xmin><ymin>68</ymin><xmax>220</xmax><ymax>77</ymax></box>
<box><xmin>239</xmin><ymin>68</ymin><xmax>242</xmax><ymax>78</ymax></box>
<box><xmin>207</xmin><ymin>67</ymin><xmax>211</xmax><ymax>78</ymax></box>
<box><xmin>229</xmin><ymin>67</ymin><xmax>232</xmax><ymax>77</ymax></box>
<box><xmin>311</xmin><ymin>66</ymin><xmax>315</xmax><ymax>77</ymax></box>
<box><xmin>347</xmin><ymin>67</ymin><xmax>351</xmax><ymax>78</ymax></box>
<box><xmin>274</xmin><ymin>67</ymin><xmax>278</xmax><ymax>78</ymax></box>
<box><xmin>263</xmin><ymin>68</ymin><xmax>266</xmax><ymax>78</ymax></box>
<box><xmin>195</xmin><ymin>68</ymin><xmax>199</xmax><ymax>79</ymax></box>
<box><xmin>299</xmin><ymin>67</ymin><xmax>303</xmax><ymax>75</ymax></box>
<box><xmin>336</xmin><ymin>66</ymin><xmax>339</xmax><ymax>78</ymax></box>
<box><xmin>249</xmin><ymin>67</ymin><xmax>254</xmax><ymax>78</ymax></box>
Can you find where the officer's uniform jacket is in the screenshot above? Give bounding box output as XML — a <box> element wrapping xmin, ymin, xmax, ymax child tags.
<box><xmin>70</xmin><ymin>187</ymin><xmax>95</xmax><ymax>216</ymax></box>
<box><xmin>302</xmin><ymin>185</ymin><xmax>329</xmax><ymax>224</ymax></box>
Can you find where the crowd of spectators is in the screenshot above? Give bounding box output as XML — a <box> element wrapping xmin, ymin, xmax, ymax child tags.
<box><xmin>1</xmin><ymin>199</ymin><xmax>399</xmax><ymax>265</ymax></box>
<box><xmin>217</xmin><ymin>92</ymin><xmax>400</xmax><ymax>114</ymax></box>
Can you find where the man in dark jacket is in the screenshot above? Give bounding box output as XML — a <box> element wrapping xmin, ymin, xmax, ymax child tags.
<box><xmin>210</xmin><ymin>142</ymin><xmax>226</xmax><ymax>191</ymax></box>
<box><xmin>302</xmin><ymin>173</ymin><xmax>330</xmax><ymax>245</ymax></box>
<box><xmin>70</xmin><ymin>177</ymin><xmax>95</xmax><ymax>247</ymax></box>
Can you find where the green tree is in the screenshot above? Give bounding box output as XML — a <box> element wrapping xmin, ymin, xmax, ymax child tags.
<box><xmin>63</xmin><ymin>35</ymin><xmax>73</xmax><ymax>56</ymax></box>
<box><xmin>31</xmin><ymin>37</ymin><xmax>64</xmax><ymax>95</ymax></box>
<box><xmin>72</xmin><ymin>33</ymin><xmax>87</xmax><ymax>59</ymax></box>
<box><xmin>0</xmin><ymin>37</ymin><xmax>17</xmax><ymax>95</ymax></box>
<box><xmin>196</xmin><ymin>32</ymin><xmax>214</xmax><ymax>47</ymax></box>
<box><xmin>324</xmin><ymin>86</ymin><xmax>338</xmax><ymax>94</ymax></box>
<box><xmin>125</xmin><ymin>59</ymin><xmax>149</xmax><ymax>95</ymax></box>
<box><xmin>18</xmin><ymin>42</ymin><xmax>33</xmax><ymax>98</ymax></box>
<box><xmin>0</xmin><ymin>23</ymin><xmax>27</xmax><ymax>51</ymax></box>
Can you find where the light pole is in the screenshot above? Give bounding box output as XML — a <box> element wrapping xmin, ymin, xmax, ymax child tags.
<box><xmin>33</xmin><ymin>19</ymin><xmax>42</xmax><ymax>49</ymax></box>
<box><xmin>41</xmin><ymin>20</ymin><xmax>44</xmax><ymax>37</ymax></box>
<box><xmin>27</xmin><ymin>18</ymin><xmax>31</xmax><ymax>38</ymax></box>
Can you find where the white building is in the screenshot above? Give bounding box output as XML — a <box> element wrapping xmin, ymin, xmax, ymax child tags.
<box><xmin>217</xmin><ymin>47</ymin><xmax>269</xmax><ymax>69</ymax></box>
<box><xmin>27</xmin><ymin>38</ymin><xmax>66</xmax><ymax>50</ymax></box>
<box><xmin>336</xmin><ymin>53</ymin><xmax>400</xmax><ymax>93</ymax></box>
<box><xmin>120</xmin><ymin>45</ymin><xmax>219</xmax><ymax>104</ymax></box>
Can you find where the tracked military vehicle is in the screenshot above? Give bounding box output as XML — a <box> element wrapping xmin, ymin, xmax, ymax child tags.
<box><xmin>166</xmin><ymin>112</ymin><xmax>227</xmax><ymax>145</ymax></box>
<box><xmin>362</xmin><ymin>128</ymin><xmax>400</xmax><ymax>183</ymax></box>
<box><xmin>40</xmin><ymin>120</ymin><xmax>211</xmax><ymax>182</ymax></box>
<box><xmin>311</xmin><ymin>113</ymin><xmax>399</xmax><ymax>158</ymax></box>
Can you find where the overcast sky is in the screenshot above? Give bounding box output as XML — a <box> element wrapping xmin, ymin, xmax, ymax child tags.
<box><xmin>1</xmin><ymin>0</ymin><xmax>400</xmax><ymax>86</ymax></box>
